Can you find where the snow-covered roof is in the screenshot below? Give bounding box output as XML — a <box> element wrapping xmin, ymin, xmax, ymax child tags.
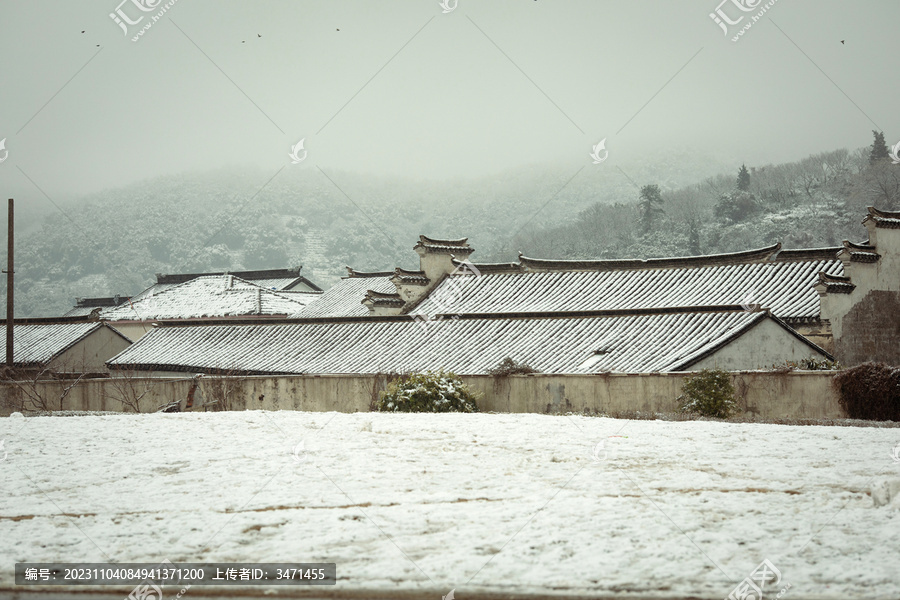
<box><xmin>102</xmin><ymin>275</ymin><xmax>314</xmax><ymax>321</ymax></box>
<box><xmin>299</xmin><ymin>275</ymin><xmax>396</xmax><ymax>318</ymax></box>
<box><xmin>125</xmin><ymin>268</ymin><xmax>323</xmax><ymax>309</ymax></box>
<box><xmin>413</xmin><ymin>257</ymin><xmax>843</xmax><ymax>321</ymax></box>
<box><xmin>108</xmin><ymin>307</ymin><xmax>828</xmax><ymax>375</ymax></box>
<box><xmin>5</xmin><ymin>322</ymin><xmax>128</xmax><ymax>367</ymax></box>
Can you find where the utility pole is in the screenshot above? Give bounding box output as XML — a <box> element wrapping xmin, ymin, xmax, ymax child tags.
<box><xmin>6</xmin><ymin>199</ymin><xmax>12</xmax><ymax>367</ymax></box>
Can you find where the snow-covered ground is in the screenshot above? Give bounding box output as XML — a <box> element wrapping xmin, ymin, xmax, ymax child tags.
<box><xmin>1</xmin><ymin>411</ymin><xmax>899</xmax><ymax>599</ymax></box>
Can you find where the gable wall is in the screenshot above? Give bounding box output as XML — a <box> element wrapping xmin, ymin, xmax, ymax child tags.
<box><xmin>48</xmin><ymin>327</ymin><xmax>132</xmax><ymax>373</ymax></box>
<box><xmin>689</xmin><ymin>318</ymin><xmax>830</xmax><ymax>371</ymax></box>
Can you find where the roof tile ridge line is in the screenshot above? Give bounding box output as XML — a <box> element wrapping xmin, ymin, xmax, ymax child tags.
<box><xmin>518</xmin><ymin>243</ymin><xmax>783</xmax><ymax>268</ymax></box>
<box><xmin>345</xmin><ymin>266</ymin><xmax>395</xmax><ymax>278</ymax></box>
<box><xmin>226</xmin><ymin>275</ymin><xmax>309</xmax><ymax>300</ymax></box>
<box><xmin>156</xmin><ymin>267</ymin><xmax>303</xmax><ymax>284</ymax></box>
<box><xmin>452</xmin><ymin>257</ymin><xmax>522</xmax><ymax>269</ymax></box>
<box><xmin>429</xmin><ymin>305</ymin><xmax>754</xmax><ymax>320</ymax></box>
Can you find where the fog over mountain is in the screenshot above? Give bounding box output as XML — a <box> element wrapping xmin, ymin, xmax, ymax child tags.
<box><xmin>0</xmin><ymin>0</ymin><xmax>897</xmax><ymax>315</ymax></box>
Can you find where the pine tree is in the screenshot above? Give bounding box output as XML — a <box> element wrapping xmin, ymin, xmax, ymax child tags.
<box><xmin>638</xmin><ymin>184</ymin><xmax>665</xmax><ymax>234</ymax></box>
<box><xmin>736</xmin><ymin>164</ymin><xmax>750</xmax><ymax>191</ymax></box>
<box><xmin>870</xmin><ymin>130</ymin><xmax>890</xmax><ymax>164</ymax></box>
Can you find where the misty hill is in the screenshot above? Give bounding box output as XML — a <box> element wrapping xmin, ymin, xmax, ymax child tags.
<box><xmin>486</xmin><ymin>144</ymin><xmax>900</xmax><ymax>265</ymax></box>
<box><xmin>4</xmin><ymin>143</ymin><xmax>897</xmax><ymax>317</ymax></box>
<box><xmin>3</xmin><ymin>148</ymin><xmax>732</xmax><ymax>317</ymax></box>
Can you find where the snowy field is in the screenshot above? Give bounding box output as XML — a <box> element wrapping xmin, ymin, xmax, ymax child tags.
<box><xmin>1</xmin><ymin>411</ymin><xmax>899</xmax><ymax>599</ymax></box>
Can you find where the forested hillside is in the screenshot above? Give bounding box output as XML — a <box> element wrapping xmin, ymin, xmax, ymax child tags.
<box><xmin>3</xmin><ymin>137</ymin><xmax>898</xmax><ymax>317</ymax></box>
<box><xmin>489</xmin><ymin>135</ymin><xmax>900</xmax><ymax>265</ymax></box>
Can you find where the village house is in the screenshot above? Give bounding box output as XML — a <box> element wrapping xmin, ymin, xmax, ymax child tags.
<box><xmin>3</xmin><ymin>318</ymin><xmax>132</xmax><ymax>375</ymax></box>
<box><xmin>105</xmin><ymin>204</ymin><xmax>900</xmax><ymax>377</ymax></box>
<box><xmin>100</xmin><ymin>274</ymin><xmax>320</xmax><ymax>341</ymax></box>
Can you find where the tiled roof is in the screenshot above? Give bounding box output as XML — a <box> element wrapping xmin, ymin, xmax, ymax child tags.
<box><xmin>299</xmin><ymin>276</ymin><xmax>395</xmax><ymax>318</ymax></box>
<box><xmin>6</xmin><ymin>322</ymin><xmax>126</xmax><ymax>367</ymax></box>
<box><xmin>102</xmin><ymin>275</ymin><xmax>312</xmax><ymax>321</ymax></box>
<box><xmin>108</xmin><ymin>308</ymin><xmax>827</xmax><ymax>375</ymax></box>
<box><xmin>412</xmin><ymin>259</ymin><xmax>843</xmax><ymax>320</ymax></box>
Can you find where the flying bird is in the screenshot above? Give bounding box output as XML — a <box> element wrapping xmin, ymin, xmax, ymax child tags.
<box><xmin>840</xmin><ymin>40</ymin><xmax>845</xmax><ymax>44</ymax></box>
<box><xmin>258</xmin><ymin>34</ymin><xmax>261</xmax><ymax>37</ymax></box>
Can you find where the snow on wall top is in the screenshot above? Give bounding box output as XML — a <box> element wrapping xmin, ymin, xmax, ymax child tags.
<box><xmin>107</xmin><ymin>308</ymin><xmax>822</xmax><ymax>375</ymax></box>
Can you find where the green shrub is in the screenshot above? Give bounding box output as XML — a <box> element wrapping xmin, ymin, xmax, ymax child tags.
<box><xmin>833</xmin><ymin>362</ymin><xmax>900</xmax><ymax>421</ymax></box>
<box><xmin>676</xmin><ymin>369</ymin><xmax>737</xmax><ymax>418</ymax></box>
<box><xmin>772</xmin><ymin>357</ymin><xmax>842</xmax><ymax>371</ymax></box>
<box><xmin>375</xmin><ymin>371</ymin><xmax>480</xmax><ymax>413</ymax></box>
<box><xmin>486</xmin><ymin>357</ymin><xmax>539</xmax><ymax>376</ymax></box>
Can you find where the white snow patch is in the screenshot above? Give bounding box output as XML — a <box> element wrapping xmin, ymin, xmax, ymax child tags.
<box><xmin>1</xmin><ymin>412</ymin><xmax>898</xmax><ymax>597</ymax></box>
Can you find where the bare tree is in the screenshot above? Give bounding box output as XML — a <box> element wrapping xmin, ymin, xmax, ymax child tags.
<box><xmin>107</xmin><ymin>366</ymin><xmax>158</xmax><ymax>413</ymax></box>
<box><xmin>200</xmin><ymin>364</ymin><xmax>247</xmax><ymax>412</ymax></box>
<box><xmin>0</xmin><ymin>363</ymin><xmax>90</xmax><ymax>413</ymax></box>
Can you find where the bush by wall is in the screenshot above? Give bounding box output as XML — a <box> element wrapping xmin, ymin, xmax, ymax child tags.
<box><xmin>486</xmin><ymin>357</ymin><xmax>539</xmax><ymax>376</ymax></box>
<box><xmin>772</xmin><ymin>357</ymin><xmax>842</xmax><ymax>371</ymax></box>
<box><xmin>833</xmin><ymin>362</ymin><xmax>900</xmax><ymax>421</ymax></box>
<box><xmin>676</xmin><ymin>369</ymin><xmax>737</xmax><ymax>418</ymax></box>
<box><xmin>375</xmin><ymin>371</ymin><xmax>480</xmax><ymax>413</ymax></box>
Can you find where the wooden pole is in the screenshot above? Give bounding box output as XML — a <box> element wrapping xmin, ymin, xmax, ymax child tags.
<box><xmin>6</xmin><ymin>198</ymin><xmax>12</xmax><ymax>367</ymax></box>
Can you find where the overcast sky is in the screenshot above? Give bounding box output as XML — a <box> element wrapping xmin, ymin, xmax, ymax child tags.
<box><xmin>0</xmin><ymin>0</ymin><xmax>897</xmax><ymax>203</ymax></box>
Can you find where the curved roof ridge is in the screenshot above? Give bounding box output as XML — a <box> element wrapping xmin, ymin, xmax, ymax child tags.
<box><xmin>364</xmin><ymin>290</ymin><xmax>403</xmax><ymax>300</ymax></box>
<box><xmin>156</xmin><ymin>267</ymin><xmax>303</xmax><ymax>285</ymax></box>
<box><xmin>451</xmin><ymin>258</ymin><xmax>522</xmax><ymax>273</ymax></box>
<box><xmin>774</xmin><ymin>246</ymin><xmax>841</xmax><ymax>261</ymax></box>
<box><xmin>518</xmin><ymin>243</ymin><xmax>782</xmax><ymax>271</ymax></box>
<box><xmin>843</xmin><ymin>239</ymin><xmax>874</xmax><ymax>250</ymax></box>
<box><xmin>345</xmin><ymin>267</ymin><xmax>394</xmax><ymax>278</ymax></box>
<box><xmin>868</xmin><ymin>206</ymin><xmax>900</xmax><ymax>219</ymax></box>
<box><xmin>419</xmin><ymin>235</ymin><xmax>469</xmax><ymax>246</ymax></box>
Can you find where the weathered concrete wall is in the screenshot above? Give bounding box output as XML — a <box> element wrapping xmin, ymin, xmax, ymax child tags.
<box><xmin>690</xmin><ymin>318</ymin><xmax>831</xmax><ymax>371</ymax></box>
<box><xmin>0</xmin><ymin>372</ymin><xmax>844</xmax><ymax>419</ymax></box>
<box><xmin>820</xmin><ymin>216</ymin><xmax>900</xmax><ymax>367</ymax></box>
<box><xmin>49</xmin><ymin>326</ymin><xmax>133</xmax><ymax>373</ymax></box>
